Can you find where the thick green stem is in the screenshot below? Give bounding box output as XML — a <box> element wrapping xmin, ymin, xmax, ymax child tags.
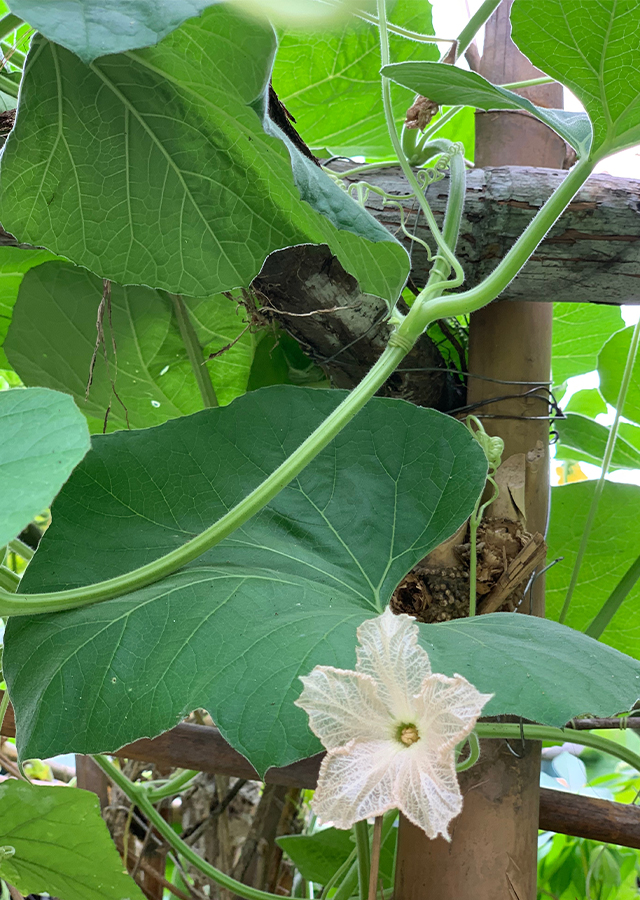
<box><xmin>8</xmin><ymin>538</ymin><xmax>33</xmax><ymax>561</ymax></box>
<box><xmin>94</xmin><ymin>755</ymin><xmax>287</xmax><ymax>900</ymax></box>
<box><xmin>331</xmin><ymin>860</ymin><xmax>359</xmax><ymax>900</ymax></box>
<box><xmin>0</xmin><ymin>14</ymin><xmax>22</xmax><ymax>43</ymax></box>
<box><xmin>354</xmin><ymin>820</ymin><xmax>371</xmax><ymax>900</ymax></box>
<box><xmin>477</xmin><ymin>723</ymin><xmax>640</xmax><ymax>773</ymax></box>
<box><xmin>585</xmin><ymin>553</ymin><xmax>640</xmax><ymax>639</ymax></box>
<box><xmin>0</xmin><ymin>71</ymin><xmax>18</xmax><ymax>98</ymax></box>
<box><xmin>0</xmin><ymin>566</ymin><xmax>19</xmax><ymax>593</ymax></box>
<box><xmin>168</xmin><ymin>293</ymin><xmax>218</xmax><ymax>409</ymax></box>
<box><xmin>501</xmin><ymin>76</ymin><xmax>555</xmax><ymax>91</ymax></box>
<box><xmin>451</xmin><ymin>0</ymin><xmax>501</xmax><ymax>61</ymax></box>
<box><xmin>145</xmin><ymin>768</ymin><xmax>199</xmax><ymax>803</ymax></box>
<box><xmin>0</xmin><ymin>344</ymin><xmax>408</xmax><ymax>616</ymax></box>
<box><xmin>403</xmin><ymin>158</ymin><xmax>595</xmax><ymax>334</ymax></box>
<box><xmin>559</xmin><ymin>316</ymin><xmax>640</xmax><ymax>624</ymax></box>
<box><xmin>0</xmin><ymin>691</ymin><xmax>9</xmax><ymax>732</ymax></box>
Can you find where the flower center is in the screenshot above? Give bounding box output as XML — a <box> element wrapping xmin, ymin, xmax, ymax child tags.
<box><xmin>397</xmin><ymin>724</ymin><xmax>420</xmax><ymax>746</ymax></box>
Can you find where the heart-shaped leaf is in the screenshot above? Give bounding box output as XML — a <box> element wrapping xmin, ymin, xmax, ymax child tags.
<box><xmin>0</xmin><ymin>6</ymin><xmax>408</xmax><ymax>303</ymax></box>
<box><xmin>381</xmin><ymin>61</ymin><xmax>592</xmax><ymax>154</ymax></box>
<box><xmin>0</xmin><ymin>387</ymin><xmax>90</xmax><ymax>547</ymax></box>
<box><xmin>5</xmin><ymin>261</ymin><xmax>254</xmax><ymax>431</ymax></box>
<box><xmin>0</xmin><ymin>779</ymin><xmax>145</xmax><ymax>900</ymax></box>
<box><xmin>6</xmin><ymin>387</ymin><xmax>487</xmax><ymax>771</ymax></box>
<box><xmin>511</xmin><ymin>0</ymin><xmax>640</xmax><ymax>159</ymax></box>
<box><xmin>7</xmin><ymin>0</ymin><xmax>221</xmax><ymax>63</ymax></box>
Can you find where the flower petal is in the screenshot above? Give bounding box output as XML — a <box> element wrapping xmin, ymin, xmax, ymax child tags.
<box><xmin>395</xmin><ymin>746</ymin><xmax>463</xmax><ymax>840</ymax></box>
<box><xmin>295</xmin><ymin>666</ymin><xmax>391</xmax><ymax>751</ymax></box>
<box><xmin>311</xmin><ymin>739</ymin><xmax>402</xmax><ymax>829</ymax></box>
<box><xmin>355</xmin><ymin>608</ymin><xmax>431</xmax><ymax>720</ymax></box>
<box><xmin>415</xmin><ymin>673</ymin><xmax>493</xmax><ymax>755</ymax></box>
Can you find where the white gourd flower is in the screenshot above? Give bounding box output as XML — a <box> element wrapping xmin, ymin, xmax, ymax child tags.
<box><xmin>295</xmin><ymin>607</ymin><xmax>493</xmax><ymax>839</ymax></box>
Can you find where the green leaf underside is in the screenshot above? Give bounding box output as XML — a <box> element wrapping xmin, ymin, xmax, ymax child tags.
<box><xmin>277</xmin><ymin>825</ymin><xmax>395</xmax><ymax>887</ymax></box>
<box><xmin>0</xmin><ymin>6</ymin><xmax>408</xmax><ymax>303</ymax></box>
<box><xmin>554</xmin><ymin>412</ymin><xmax>640</xmax><ymax>470</ymax></box>
<box><xmin>380</xmin><ymin>60</ymin><xmax>592</xmax><ymax>153</ymax></box>
<box><xmin>552</xmin><ymin>303</ymin><xmax>624</xmax><ymax>388</ymax></box>
<box><xmin>274</xmin><ymin>0</ymin><xmax>439</xmax><ymax>160</ymax></box>
<box><xmin>0</xmin><ymin>246</ymin><xmax>59</xmax><ymax>368</ymax></box>
<box><xmin>598</xmin><ymin>326</ymin><xmax>640</xmax><ymax>426</ymax></box>
<box><xmin>511</xmin><ymin>0</ymin><xmax>640</xmax><ymax>158</ymax></box>
<box><xmin>0</xmin><ymin>387</ymin><xmax>90</xmax><ymax>547</ymax></box>
<box><xmin>5</xmin><ymin>261</ymin><xmax>254</xmax><ymax>431</ymax></box>
<box><xmin>6</xmin><ymin>386</ymin><xmax>490</xmax><ymax>771</ymax></box>
<box><xmin>0</xmin><ymin>779</ymin><xmax>145</xmax><ymax>900</ymax></box>
<box><xmin>547</xmin><ymin>481</ymin><xmax>640</xmax><ymax>658</ymax></box>
<box><xmin>7</xmin><ymin>0</ymin><xmax>221</xmax><ymax>62</ymax></box>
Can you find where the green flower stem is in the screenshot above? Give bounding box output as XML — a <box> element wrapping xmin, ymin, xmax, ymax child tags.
<box><xmin>452</xmin><ymin>0</ymin><xmax>501</xmax><ymax>61</ymax></box>
<box><xmin>403</xmin><ymin>157</ymin><xmax>596</xmax><ymax>335</ymax></box>
<box><xmin>476</xmin><ymin>723</ymin><xmax>640</xmax><ymax>773</ymax></box>
<box><xmin>94</xmin><ymin>755</ymin><xmax>288</xmax><ymax>900</ymax></box>
<box><xmin>0</xmin><ymin>691</ymin><xmax>10</xmax><ymax>732</ymax></box>
<box><xmin>145</xmin><ymin>768</ymin><xmax>199</xmax><ymax>803</ymax></box>
<box><xmin>0</xmin><ymin>343</ymin><xmax>409</xmax><ymax>616</ymax></box>
<box><xmin>585</xmin><ymin>552</ymin><xmax>640</xmax><ymax>639</ymax></box>
<box><xmin>167</xmin><ymin>293</ymin><xmax>218</xmax><ymax>409</ymax></box>
<box><xmin>559</xmin><ymin>316</ymin><xmax>640</xmax><ymax>625</ymax></box>
<box><xmin>331</xmin><ymin>859</ymin><xmax>359</xmax><ymax>900</ymax></box>
<box><xmin>0</xmin><ymin>14</ymin><xmax>22</xmax><ymax>42</ymax></box>
<box><xmin>354</xmin><ymin>819</ymin><xmax>371</xmax><ymax>900</ymax></box>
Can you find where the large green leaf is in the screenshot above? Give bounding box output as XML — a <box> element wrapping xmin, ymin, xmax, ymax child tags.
<box><xmin>547</xmin><ymin>481</ymin><xmax>640</xmax><ymax>659</ymax></box>
<box><xmin>555</xmin><ymin>412</ymin><xmax>640</xmax><ymax>471</ymax></box>
<box><xmin>0</xmin><ymin>246</ymin><xmax>58</xmax><ymax>368</ymax></box>
<box><xmin>7</xmin><ymin>388</ymin><xmax>640</xmax><ymax>772</ymax></box>
<box><xmin>0</xmin><ymin>6</ymin><xmax>408</xmax><ymax>303</ymax></box>
<box><xmin>6</xmin><ymin>0</ymin><xmax>221</xmax><ymax>63</ymax></box>
<box><xmin>0</xmin><ymin>779</ymin><xmax>145</xmax><ymax>900</ymax></box>
<box><xmin>0</xmin><ymin>387</ymin><xmax>90</xmax><ymax>546</ymax></box>
<box><xmin>564</xmin><ymin>389</ymin><xmax>607</xmax><ymax>419</ymax></box>
<box><xmin>274</xmin><ymin>0</ymin><xmax>439</xmax><ymax>160</ymax></box>
<box><xmin>5</xmin><ymin>387</ymin><xmax>487</xmax><ymax>770</ymax></box>
<box><xmin>381</xmin><ymin>61</ymin><xmax>592</xmax><ymax>154</ymax></box>
<box><xmin>5</xmin><ymin>261</ymin><xmax>254</xmax><ymax>431</ymax></box>
<box><xmin>598</xmin><ymin>326</ymin><xmax>640</xmax><ymax>425</ymax></box>
<box><xmin>511</xmin><ymin>0</ymin><xmax>640</xmax><ymax>159</ymax></box>
<box><xmin>552</xmin><ymin>303</ymin><xmax>624</xmax><ymax>387</ymax></box>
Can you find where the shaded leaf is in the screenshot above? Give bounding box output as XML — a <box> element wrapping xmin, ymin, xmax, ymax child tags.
<box><xmin>554</xmin><ymin>412</ymin><xmax>640</xmax><ymax>470</ymax></box>
<box><xmin>0</xmin><ymin>387</ymin><xmax>90</xmax><ymax>546</ymax></box>
<box><xmin>552</xmin><ymin>303</ymin><xmax>624</xmax><ymax>387</ymax></box>
<box><xmin>6</xmin><ymin>387</ymin><xmax>487</xmax><ymax>770</ymax></box>
<box><xmin>381</xmin><ymin>61</ymin><xmax>592</xmax><ymax>153</ymax></box>
<box><xmin>5</xmin><ymin>261</ymin><xmax>254</xmax><ymax>431</ymax></box>
<box><xmin>598</xmin><ymin>326</ymin><xmax>640</xmax><ymax>425</ymax></box>
<box><xmin>0</xmin><ymin>779</ymin><xmax>145</xmax><ymax>900</ymax></box>
<box><xmin>547</xmin><ymin>481</ymin><xmax>640</xmax><ymax>658</ymax></box>
<box><xmin>511</xmin><ymin>0</ymin><xmax>640</xmax><ymax>158</ymax></box>
<box><xmin>7</xmin><ymin>0</ymin><xmax>221</xmax><ymax>63</ymax></box>
<box><xmin>0</xmin><ymin>246</ymin><xmax>58</xmax><ymax>368</ymax></box>
<box><xmin>0</xmin><ymin>6</ymin><xmax>408</xmax><ymax>303</ymax></box>
<box><xmin>274</xmin><ymin>0</ymin><xmax>439</xmax><ymax>160</ymax></box>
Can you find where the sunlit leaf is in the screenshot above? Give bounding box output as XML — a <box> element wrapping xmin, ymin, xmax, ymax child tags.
<box><xmin>547</xmin><ymin>481</ymin><xmax>640</xmax><ymax>658</ymax></box>
<box><xmin>511</xmin><ymin>0</ymin><xmax>640</xmax><ymax>158</ymax></box>
<box><xmin>598</xmin><ymin>326</ymin><xmax>640</xmax><ymax>425</ymax></box>
<box><xmin>0</xmin><ymin>779</ymin><xmax>145</xmax><ymax>900</ymax></box>
<box><xmin>5</xmin><ymin>261</ymin><xmax>254</xmax><ymax>431</ymax></box>
<box><xmin>552</xmin><ymin>303</ymin><xmax>624</xmax><ymax>387</ymax></box>
<box><xmin>0</xmin><ymin>387</ymin><xmax>90</xmax><ymax>546</ymax></box>
<box><xmin>554</xmin><ymin>412</ymin><xmax>640</xmax><ymax>471</ymax></box>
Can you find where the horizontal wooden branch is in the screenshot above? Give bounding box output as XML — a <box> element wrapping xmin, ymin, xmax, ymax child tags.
<box><xmin>3</xmin><ymin>695</ymin><xmax>640</xmax><ymax>848</ymax></box>
<box><xmin>333</xmin><ymin>163</ymin><xmax>640</xmax><ymax>306</ymax></box>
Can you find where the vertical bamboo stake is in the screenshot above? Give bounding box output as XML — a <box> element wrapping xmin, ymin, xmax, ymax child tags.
<box><xmin>394</xmin><ymin>2</ymin><xmax>566</xmax><ymax>897</ymax></box>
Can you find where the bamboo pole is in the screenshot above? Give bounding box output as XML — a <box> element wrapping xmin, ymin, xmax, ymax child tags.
<box><xmin>393</xmin><ymin>2</ymin><xmax>566</xmax><ymax>897</ymax></box>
